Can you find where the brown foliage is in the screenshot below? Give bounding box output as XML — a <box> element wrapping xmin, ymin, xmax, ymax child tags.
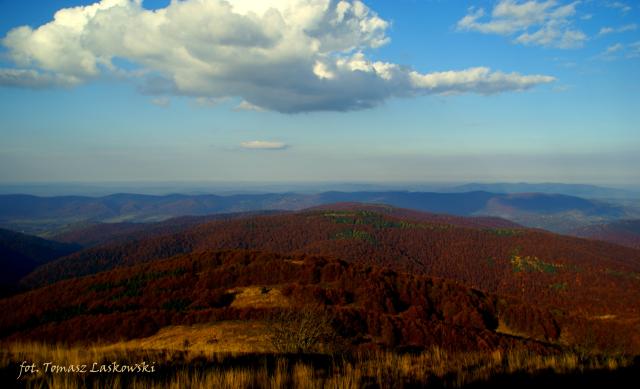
<box><xmin>3</xmin><ymin>248</ymin><xmax>636</xmax><ymax>354</ymax></box>
<box><xmin>5</xmin><ymin>206</ymin><xmax>640</xmax><ymax>355</ymax></box>
<box><xmin>22</xmin><ymin>208</ymin><xmax>640</xmax><ymax>324</ymax></box>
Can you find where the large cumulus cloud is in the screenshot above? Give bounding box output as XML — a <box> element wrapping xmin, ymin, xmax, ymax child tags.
<box><xmin>1</xmin><ymin>0</ymin><xmax>555</xmax><ymax>112</ymax></box>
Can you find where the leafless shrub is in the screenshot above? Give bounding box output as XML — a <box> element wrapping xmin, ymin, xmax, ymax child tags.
<box><xmin>267</xmin><ymin>305</ymin><xmax>339</xmax><ymax>353</ymax></box>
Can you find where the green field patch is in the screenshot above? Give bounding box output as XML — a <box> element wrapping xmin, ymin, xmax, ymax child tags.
<box><xmin>398</xmin><ymin>221</ymin><xmax>451</xmax><ymax>231</ymax></box>
<box><xmin>550</xmin><ymin>282</ymin><xmax>568</xmax><ymax>291</ymax></box>
<box><xmin>605</xmin><ymin>268</ymin><xmax>640</xmax><ymax>281</ymax></box>
<box><xmin>332</xmin><ymin>229</ymin><xmax>376</xmax><ymax>243</ymax></box>
<box><xmin>324</xmin><ymin>211</ymin><xmax>401</xmax><ymax>229</ymax></box>
<box><xmin>510</xmin><ymin>254</ymin><xmax>562</xmax><ymax>274</ymax></box>
<box><xmin>487</xmin><ymin>228</ymin><xmax>524</xmax><ymax>237</ymax></box>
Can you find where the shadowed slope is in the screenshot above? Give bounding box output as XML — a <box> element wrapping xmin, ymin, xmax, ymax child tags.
<box><xmin>0</xmin><ymin>228</ymin><xmax>79</xmax><ymax>294</ymax></box>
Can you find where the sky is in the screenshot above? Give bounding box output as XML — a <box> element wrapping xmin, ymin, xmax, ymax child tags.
<box><xmin>0</xmin><ymin>0</ymin><xmax>638</xmax><ymax>187</ymax></box>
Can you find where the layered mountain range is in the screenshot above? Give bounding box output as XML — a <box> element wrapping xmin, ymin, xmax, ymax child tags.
<box><xmin>0</xmin><ymin>190</ymin><xmax>633</xmax><ymax>236</ymax></box>
<box><xmin>1</xmin><ymin>203</ymin><xmax>638</xmax><ymax>354</ymax></box>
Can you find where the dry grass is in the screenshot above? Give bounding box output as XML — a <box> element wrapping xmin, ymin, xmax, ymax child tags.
<box><xmin>591</xmin><ymin>314</ymin><xmax>617</xmax><ymax>320</ymax></box>
<box><xmin>227</xmin><ymin>286</ymin><xmax>290</xmax><ymax>309</ymax></box>
<box><xmin>495</xmin><ymin>319</ymin><xmax>529</xmax><ymax>338</ymax></box>
<box><xmin>1</xmin><ymin>339</ymin><xmax>636</xmax><ymax>389</ymax></box>
<box><xmin>108</xmin><ymin>321</ymin><xmax>274</xmax><ymax>354</ymax></box>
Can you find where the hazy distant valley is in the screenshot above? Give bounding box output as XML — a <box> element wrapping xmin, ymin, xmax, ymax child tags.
<box><xmin>2</xmin><ymin>184</ymin><xmax>639</xmax><ymax>244</ymax></box>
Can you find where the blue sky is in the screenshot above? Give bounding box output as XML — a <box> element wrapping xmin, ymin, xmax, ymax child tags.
<box><xmin>0</xmin><ymin>0</ymin><xmax>638</xmax><ymax>186</ymax></box>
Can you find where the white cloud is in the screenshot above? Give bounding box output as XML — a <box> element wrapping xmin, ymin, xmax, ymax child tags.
<box><xmin>552</xmin><ymin>84</ymin><xmax>572</xmax><ymax>92</ymax></box>
<box><xmin>192</xmin><ymin>96</ymin><xmax>229</xmax><ymax>108</ymax></box>
<box><xmin>235</xmin><ymin>100</ymin><xmax>266</xmax><ymax>112</ymax></box>
<box><xmin>606</xmin><ymin>2</ymin><xmax>632</xmax><ymax>13</ymax></box>
<box><xmin>618</xmin><ymin>24</ymin><xmax>637</xmax><ymax>32</ymax></box>
<box><xmin>605</xmin><ymin>43</ymin><xmax>624</xmax><ymax>54</ymax></box>
<box><xmin>1</xmin><ymin>0</ymin><xmax>555</xmax><ymax>112</ymax></box>
<box><xmin>599</xmin><ymin>27</ymin><xmax>615</xmax><ymax>36</ymax></box>
<box><xmin>0</xmin><ymin>68</ymin><xmax>81</xmax><ymax>88</ymax></box>
<box><xmin>408</xmin><ymin>67</ymin><xmax>554</xmax><ymax>95</ymax></box>
<box><xmin>598</xmin><ymin>24</ymin><xmax>637</xmax><ymax>36</ymax></box>
<box><xmin>595</xmin><ymin>42</ymin><xmax>633</xmax><ymax>60</ymax></box>
<box><xmin>151</xmin><ymin>96</ymin><xmax>170</xmax><ymax>107</ymax></box>
<box><xmin>240</xmin><ymin>140</ymin><xmax>289</xmax><ymax>150</ymax></box>
<box><xmin>628</xmin><ymin>41</ymin><xmax>640</xmax><ymax>58</ymax></box>
<box><xmin>457</xmin><ymin>0</ymin><xmax>587</xmax><ymax>49</ymax></box>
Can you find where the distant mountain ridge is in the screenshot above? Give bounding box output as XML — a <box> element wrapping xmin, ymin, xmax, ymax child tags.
<box><xmin>52</xmin><ymin>210</ymin><xmax>286</xmax><ymax>248</ymax></box>
<box><xmin>446</xmin><ymin>183</ymin><xmax>637</xmax><ymax>199</ymax></box>
<box><xmin>569</xmin><ymin>220</ymin><xmax>640</xmax><ymax>250</ymax></box>
<box><xmin>0</xmin><ymin>190</ymin><xmax>630</xmax><ymax>234</ymax></box>
<box><xmin>55</xmin><ymin>203</ymin><xmax>521</xmax><ymax>249</ymax></box>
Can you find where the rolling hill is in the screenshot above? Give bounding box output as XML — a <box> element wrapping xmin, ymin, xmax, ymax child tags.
<box><xmin>569</xmin><ymin>220</ymin><xmax>640</xmax><ymax>250</ymax></box>
<box><xmin>446</xmin><ymin>183</ymin><xmax>637</xmax><ymax>199</ymax></box>
<box><xmin>21</xmin><ymin>204</ymin><xmax>640</xmax><ymax>334</ymax></box>
<box><xmin>0</xmin><ymin>228</ymin><xmax>80</xmax><ymax>295</ymax></box>
<box><xmin>0</xmin><ymin>249</ymin><xmax>626</xmax><ymax>353</ymax></box>
<box><xmin>0</xmin><ymin>203</ymin><xmax>638</xmax><ymax>359</ymax></box>
<box><xmin>51</xmin><ymin>210</ymin><xmax>285</xmax><ymax>248</ymax></box>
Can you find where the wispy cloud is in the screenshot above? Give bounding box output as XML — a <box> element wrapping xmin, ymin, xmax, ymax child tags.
<box><xmin>598</xmin><ymin>24</ymin><xmax>637</xmax><ymax>36</ymax></box>
<box><xmin>193</xmin><ymin>97</ymin><xmax>228</xmax><ymax>108</ymax></box>
<box><xmin>628</xmin><ymin>41</ymin><xmax>640</xmax><ymax>58</ymax></box>
<box><xmin>595</xmin><ymin>42</ymin><xmax>637</xmax><ymax>60</ymax></box>
<box><xmin>605</xmin><ymin>43</ymin><xmax>624</xmax><ymax>54</ymax></box>
<box><xmin>235</xmin><ymin>101</ymin><xmax>266</xmax><ymax>112</ymax></box>
<box><xmin>240</xmin><ymin>141</ymin><xmax>289</xmax><ymax>150</ymax></box>
<box><xmin>606</xmin><ymin>2</ymin><xmax>632</xmax><ymax>14</ymax></box>
<box><xmin>456</xmin><ymin>0</ymin><xmax>587</xmax><ymax>49</ymax></box>
<box><xmin>552</xmin><ymin>84</ymin><xmax>572</xmax><ymax>92</ymax></box>
<box><xmin>0</xmin><ymin>0</ymin><xmax>555</xmax><ymax>113</ymax></box>
<box><xmin>151</xmin><ymin>96</ymin><xmax>170</xmax><ymax>107</ymax></box>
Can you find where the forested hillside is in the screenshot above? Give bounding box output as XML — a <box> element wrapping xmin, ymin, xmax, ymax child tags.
<box><xmin>3</xmin><ymin>249</ymin><xmax>633</xmax><ymax>353</ymax></box>
<box><xmin>22</xmin><ymin>205</ymin><xmax>640</xmax><ymax>325</ymax></box>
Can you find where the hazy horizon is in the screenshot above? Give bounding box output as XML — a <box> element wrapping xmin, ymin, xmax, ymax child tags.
<box><xmin>1</xmin><ymin>180</ymin><xmax>639</xmax><ymax>197</ymax></box>
<box><xmin>1</xmin><ymin>1</ymin><xmax>638</xmax><ymax>185</ymax></box>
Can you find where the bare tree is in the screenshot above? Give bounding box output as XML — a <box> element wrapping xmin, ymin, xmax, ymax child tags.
<box><xmin>267</xmin><ymin>305</ymin><xmax>338</xmax><ymax>353</ymax></box>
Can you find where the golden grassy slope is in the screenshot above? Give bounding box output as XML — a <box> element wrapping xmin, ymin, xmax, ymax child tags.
<box><xmin>110</xmin><ymin>321</ymin><xmax>274</xmax><ymax>354</ymax></box>
<box><xmin>227</xmin><ymin>286</ymin><xmax>290</xmax><ymax>309</ymax></box>
<box><xmin>1</xmin><ymin>330</ymin><xmax>636</xmax><ymax>389</ymax></box>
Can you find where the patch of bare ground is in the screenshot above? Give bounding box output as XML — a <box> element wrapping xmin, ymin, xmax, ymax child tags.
<box><xmin>107</xmin><ymin>321</ymin><xmax>274</xmax><ymax>353</ymax></box>
<box><xmin>591</xmin><ymin>315</ymin><xmax>617</xmax><ymax>320</ymax></box>
<box><xmin>227</xmin><ymin>286</ymin><xmax>290</xmax><ymax>309</ymax></box>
